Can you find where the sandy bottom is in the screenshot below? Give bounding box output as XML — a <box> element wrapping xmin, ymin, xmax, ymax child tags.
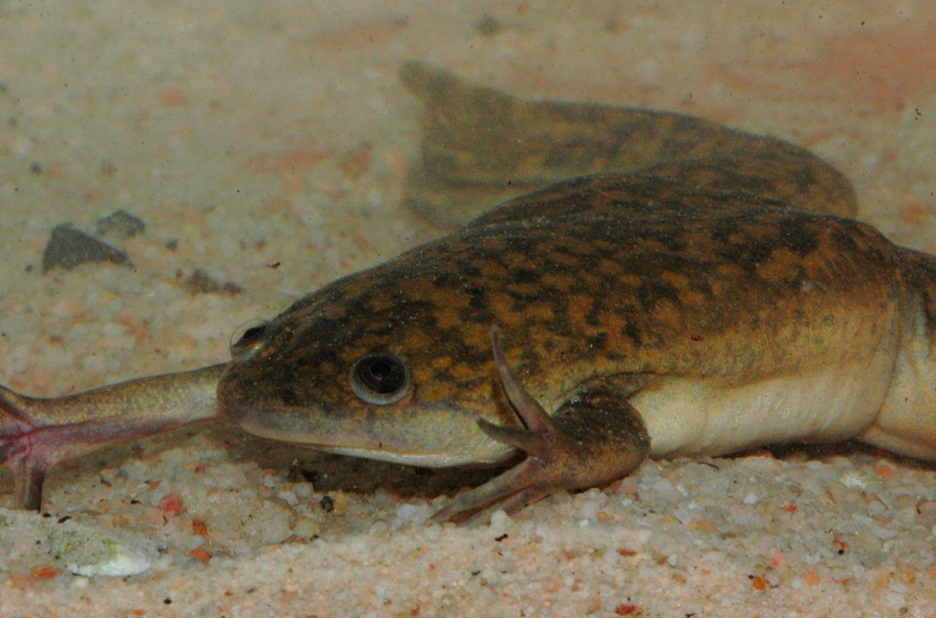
<box><xmin>1</xmin><ymin>1</ymin><xmax>935</xmax><ymax>616</ymax></box>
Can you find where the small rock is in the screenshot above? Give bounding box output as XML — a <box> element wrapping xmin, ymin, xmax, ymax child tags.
<box><xmin>96</xmin><ymin>210</ymin><xmax>146</xmax><ymax>238</ymax></box>
<box><xmin>42</xmin><ymin>224</ymin><xmax>130</xmax><ymax>273</ymax></box>
<box><xmin>0</xmin><ymin>508</ymin><xmax>156</xmax><ymax>578</ymax></box>
<box><xmin>183</xmin><ymin>269</ymin><xmax>242</xmax><ymax>296</ymax></box>
<box><xmin>292</xmin><ymin>518</ymin><xmax>321</xmax><ymax>539</ymax></box>
<box><xmin>64</xmin><ymin>537</ymin><xmax>154</xmax><ymax>578</ymax></box>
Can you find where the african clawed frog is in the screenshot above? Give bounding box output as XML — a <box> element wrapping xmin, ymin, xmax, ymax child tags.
<box><xmin>2</xmin><ymin>62</ymin><xmax>935</xmax><ymax>521</ymax></box>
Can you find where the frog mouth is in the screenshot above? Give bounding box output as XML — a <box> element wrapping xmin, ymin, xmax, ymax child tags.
<box><xmin>230</xmin><ymin>408</ymin><xmax>511</xmax><ymax>468</ymax></box>
<box><xmin>221</xmin><ymin>392</ymin><xmax>513</xmax><ymax>469</ymax></box>
<box><xmin>217</xmin><ymin>362</ymin><xmax>515</xmax><ymax>468</ymax></box>
<box><xmin>316</xmin><ymin>444</ymin><xmax>495</xmax><ymax>467</ymax></box>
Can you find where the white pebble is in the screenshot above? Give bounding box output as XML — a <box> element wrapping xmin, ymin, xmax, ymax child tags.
<box><xmin>277</xmin><ymin>490</ymin><xmax>299</xmax><ymax>507</ymax></box>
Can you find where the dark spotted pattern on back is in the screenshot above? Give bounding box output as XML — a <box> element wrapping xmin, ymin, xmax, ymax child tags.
<box><xmin>219</xmin><ymin>173</ymin><xmax>901</xmax><ymax>444</ymax></box>
<box><xmin>215</xmin><ymin>64</ymin><xmax>903</xmax><ymax>464</ymax></box>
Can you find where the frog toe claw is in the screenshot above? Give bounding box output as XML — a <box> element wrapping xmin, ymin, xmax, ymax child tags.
<box><xmin>490</xmin><ymin>325</ymin><xmax>556</xmax><ymax>434</ymax></box>
<box><xmin>476</xmin><ymin>418</ymin><xmax>550</xmax><ymax>458</ymax></box>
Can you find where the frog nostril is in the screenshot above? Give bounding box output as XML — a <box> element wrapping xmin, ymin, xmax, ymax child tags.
<box><xmin>350</xmin><ymin>353</ymin><xmax>410</xmax><ymax>405</ymax></box>
<box><xmin>230</xmin><ymin>320</ymin><xmax>271</xmax><ymax>359</ymax></box>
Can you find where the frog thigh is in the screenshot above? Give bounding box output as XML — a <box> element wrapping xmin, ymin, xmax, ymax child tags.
<box><xmin>431</xmin><ymin>330</ymin><xmax>651</xmax><ymax>522</ymax></box>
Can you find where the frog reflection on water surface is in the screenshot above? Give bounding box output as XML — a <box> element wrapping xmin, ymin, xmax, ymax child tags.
<box><xmin>2</xmin><ymin>62</ymin><xmax>935</xmax><ymax>521</ymax></box>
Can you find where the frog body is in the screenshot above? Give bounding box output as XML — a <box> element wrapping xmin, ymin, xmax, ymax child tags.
<box><xmin>3</xmin><ymin>63</ymin><xmax>935</xmax><ymax>519</ymax></box>
<box><xmin>217</xmin><ymin>171</ymin><xmax>931</xmax><ymax>518</ymax></box>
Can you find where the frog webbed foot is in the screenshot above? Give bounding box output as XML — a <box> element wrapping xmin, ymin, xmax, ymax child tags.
<box><xmin>430</xmin><ymin>327</ymin><xmax>651</xmax><ymax>524</ymax></box>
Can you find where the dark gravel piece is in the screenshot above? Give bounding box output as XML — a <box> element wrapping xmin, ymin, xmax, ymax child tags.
<box><xmin>184</xmin><ymin>268</ymin><xmax>242</xmax><ymax>296</ymax></box>
<box><xmin>96</xmin><ymin>209</ymin><xmax>146</xmax><ymax>238</ymax></box>
<box><xmin>41</xmin><ymin>224</ymin><xmax>130</xmax><ymax>273</ymax></box>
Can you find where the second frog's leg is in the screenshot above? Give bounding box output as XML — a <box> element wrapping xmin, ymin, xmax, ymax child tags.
<box><xmin>401</xmin><ymin>61</ymin><xmax>856</xmax><ymax>225</ymax></box>
<box><xmin>431</xmin><ymin>328</ymin><xmax>651</xmax><ymax>523</ymax></box>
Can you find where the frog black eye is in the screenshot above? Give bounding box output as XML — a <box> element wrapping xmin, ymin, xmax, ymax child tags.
<box><xmin>350</xmin><ymin>353</ymin><xmax>410</xmax><ymax>405</ymax></box>
<box><xmin>230</xmin><ymin>320</ymin><xmax>270</xmax><ymax>359</ymax></box>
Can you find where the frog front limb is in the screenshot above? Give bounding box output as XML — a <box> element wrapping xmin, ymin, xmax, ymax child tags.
<box><xmin>432</xmin><ymin>327</ymin><xmax>651</xmax><ymax>522</ymax></box>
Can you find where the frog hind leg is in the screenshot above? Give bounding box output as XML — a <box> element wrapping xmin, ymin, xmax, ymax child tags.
<box><xmin>431</xmin><ymin>327</ymin><xmax>651</xmax><ymax>523</ymax></box>
<box><xmin>0</xmin><ymin>365</ymin><xmax>225</xmax><ymax>511</ymax></box>
<box><xmin>0</xmin><ymin>387</ymin><xmax>46</xmax><ymax>510</ymax></box>
<box><xmin>401</xmin><ymin>61</ymin><xmax>856</xmax><ymax>225</ymax></box>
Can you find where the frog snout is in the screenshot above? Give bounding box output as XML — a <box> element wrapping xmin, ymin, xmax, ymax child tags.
<box><xmin>217</xmin><ymin>376</ymin><xmax>308</xmax><ymax>449</ymax></box>
<box><xmin>216</xmin><ymin>365</ymin><xmax>299</xmax><ymax>437</ymax></box>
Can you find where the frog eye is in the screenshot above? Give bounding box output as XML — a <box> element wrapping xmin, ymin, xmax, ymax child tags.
<box><xmin>350</xmin><ymin>353</ymin><xmax>411</xmax><ymax>405</ymax></box>
<box><xmin>230</xmin><ymin>319</ymin><xmax>270</xmax><ymax>359</ymax></box>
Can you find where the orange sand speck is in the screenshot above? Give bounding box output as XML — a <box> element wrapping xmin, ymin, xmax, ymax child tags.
<box><xmin>192</xmin><ymin>519</ymin><xmax>209</xmax><ymax>536</ymax></box>
<box><xmin>614</xmin><ymin>602</ymin><xmax>642</xmax><ymax>615</ymax></box>
<box><xmin>30</xmin><ymin>565</ymin><xmax>58</xmax><ymax>580</ymax></box>
<box><xmin>874</xmin><ymin>463</ymin><xmax>896</xmax><ymax>479</ymax></box>
<box><xmin>159</xmin><ymin>492</ymin><xmax>184</xmax><ymax>517</ymax></box>
<box><xmin>803</xmin><ymin>570</ymin><xmax>821</xmax><ymax>586</ymax></box>
<box><xmin>189</xmin><ymin>547</ymin><xmax>212</xmax><ymax>564</ymax></box>
<box><xmin>158</xmin><ymin>88</ymin><xmax>190</xmax><ymax>107</ymax></box>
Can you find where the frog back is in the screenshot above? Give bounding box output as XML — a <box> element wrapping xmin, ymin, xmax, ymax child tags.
<box><xmin>263</xmin><ymin>174</ymin><xmax>902</xmax><ymax>416</ymax></box>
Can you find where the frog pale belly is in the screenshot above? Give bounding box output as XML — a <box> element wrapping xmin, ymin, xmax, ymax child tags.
<box><xmin>636</xmin><ymin>357</ymin><xmax>896</xmax><ymax>458</ymax></box>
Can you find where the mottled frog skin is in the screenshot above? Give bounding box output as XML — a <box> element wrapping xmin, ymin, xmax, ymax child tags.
<box><xmin>3</xmin><ymin>63</ymin><xmax>936</xmax><ymax>520</ymax></box>
<box><xmin>218</xmin><ymin>171</ymin><xmax>932</xmax><ymax>519</ymax></box>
